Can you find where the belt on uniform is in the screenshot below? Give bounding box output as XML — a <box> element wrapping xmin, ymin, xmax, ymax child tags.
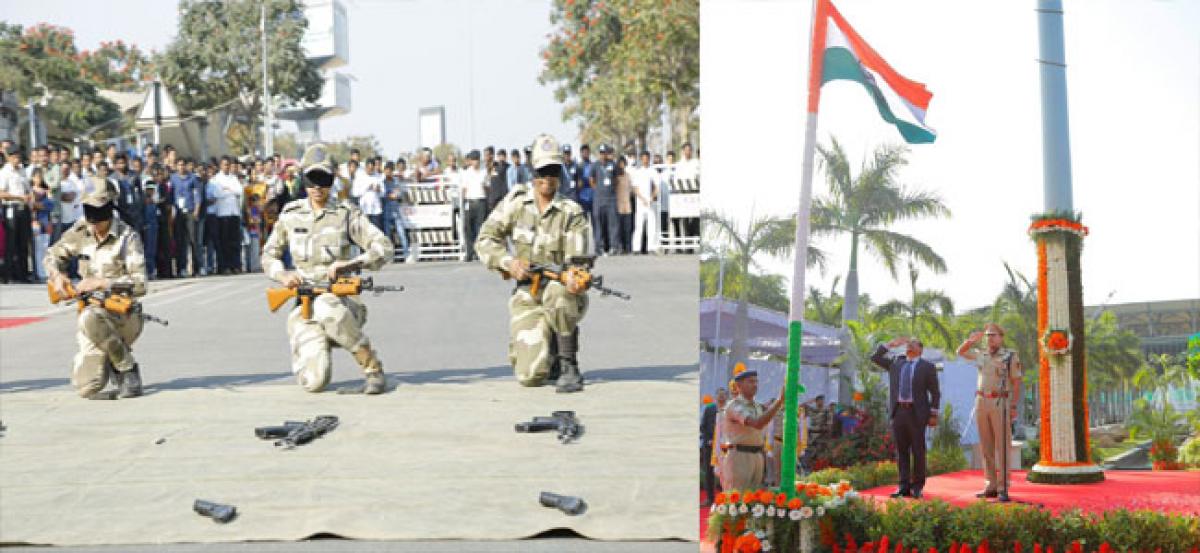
<box><xmin>976</xmin><ymin>391</ymin><xmax>1008</xmax><ymax>398</ymax></box>
<box><xmin>732</xmin><ymin>445</ymin><xmax>763</xmax><ymax>453</ymax></box>
<box><xmin>896</xmin><ymin>402</ymin><xmax>914</xmax><ymax>409</ymax></box>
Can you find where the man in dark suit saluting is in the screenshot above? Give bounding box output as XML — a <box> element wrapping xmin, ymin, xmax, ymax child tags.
<box><xmin>871</xmin><ymin>336</ymin><xmax>941</xmax><ymax>499</ymax></box>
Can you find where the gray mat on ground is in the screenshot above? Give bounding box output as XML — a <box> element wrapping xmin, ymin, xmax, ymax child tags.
<box><xmin>0</xmin><ymin>381</ymin><xmax>696</xmax><ymax>546</ymax></box>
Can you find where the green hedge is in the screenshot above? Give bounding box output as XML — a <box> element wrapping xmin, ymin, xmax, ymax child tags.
<box><xmin>803</xmin><ymin>447</ymin><xmax>968</xmax><ymax>491</ymax></box>
<box><xmin>823</xmin><ymin>497</ymin><xmax>1200</xmax><ymax>552</ymax></box>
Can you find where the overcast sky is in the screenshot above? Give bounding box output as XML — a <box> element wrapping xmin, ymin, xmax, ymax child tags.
<box><xmin>702</xmin><ymin>0</ymin><xmax>1199</xmax><ymax>311</ymax></box>
<box><xmin>3</xmin><ymin>0</ymin><xmax>579</xmax><ymax>156</ymax></box>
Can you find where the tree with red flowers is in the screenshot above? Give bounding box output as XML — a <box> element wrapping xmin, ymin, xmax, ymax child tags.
<box><xmin>0</xmin><ymin>22</ymin><xmax>122</xmax><ymax>142</ymax></box>
<box><xmin>540</xmin><ymin>0</ymin><xmax>698</xmax><ymax>148</ymax></box>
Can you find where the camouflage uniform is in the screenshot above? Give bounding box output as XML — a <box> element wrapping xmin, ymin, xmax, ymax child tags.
<box><xmin>475</xmin><ymin>135</ymin><xmax>592</xmax><ymax>387</ymax></box>
<box><xmin>261</xmin><ymin>144</ymin><xmax>394</xmax><ymax>393</ymax></box>
<box><xmin>43</xmin><ymin>185</ymin><xmax>147</xmax><ymax>398</ymax></box>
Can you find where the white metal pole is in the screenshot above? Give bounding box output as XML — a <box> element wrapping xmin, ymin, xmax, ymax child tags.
<box><xmin>262</xmin><ymin>2</ymin><xmax>273</xmax><ymax>157</ymax></box>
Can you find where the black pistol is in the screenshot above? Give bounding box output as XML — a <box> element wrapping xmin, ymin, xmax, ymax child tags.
<box><xmin>539</xmin><ymin>491</ymin><xmax>587</xmax><ymax>516</ymax></box>
<box><xmin>275</xmin><ymin>415</ymin><xmax>339</xmax><ymax>449</ymax></box>
<box><xmin>194</xmin><ymin>499</ymin><xmax>237</xmax><ymax>523</ymax></box>
<box><xmin>254</xmin><ymin>421</ymin><xmax>305</xmax><ymax>439</ymax></box>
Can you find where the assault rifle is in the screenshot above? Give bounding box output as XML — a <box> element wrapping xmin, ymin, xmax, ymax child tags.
<box><xmin>47</xmin><ymin>281</ymin><xmax>169</xmax><ymax>326</ymax></box>
<box><xmin>503</xmin><ymin>256</ymin><xmax>630</xmax><ymax>300</ymax></box>
<box><xmin>514</xmin><ymin>410</ymin><xmax>584</xmax><ymax>443</ymax></box>
<box><xmin>266</xmin><ymin>276</ymin><xmax>404</xmax><ymax>320</ymax></box>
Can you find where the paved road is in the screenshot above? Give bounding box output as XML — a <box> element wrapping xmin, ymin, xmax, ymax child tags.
<box><xmin>0</xmin><ymin>255</ymin><xmax>700</xmax><ymax>552</ymax></box>
<box><xmin>0</xmin><ymin>255</ymin><xmax>698</xmax><ymax>393</ymax></box>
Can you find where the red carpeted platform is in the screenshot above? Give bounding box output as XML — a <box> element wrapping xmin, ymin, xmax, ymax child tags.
<box><xmin>860</xmin><ymin>469</ymin><xmax>1200</xmax><ymax>515</ymax></box>
<box><xmin>0</xmin><ymin>316</ymin><xmax>46</xmax><ymax>330</ymax></box>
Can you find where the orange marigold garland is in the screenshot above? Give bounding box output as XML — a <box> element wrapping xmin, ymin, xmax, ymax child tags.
<box><xmin>1037</xmin><ymin>239</ymin><xmax>1053</xmax><ymax>464</ymax></box>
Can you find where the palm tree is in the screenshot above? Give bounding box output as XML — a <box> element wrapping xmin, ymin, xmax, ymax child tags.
<box><xmin>805</xmin><ymin>276</ymin><xmax>843</xmax><ymax>327</ymax></box>
<box><xmin>875</xmin><ymin>263</ymin><xmax>956</xmax><ymax>351</ymax></box>
<box><xmin>702</xmin><ymin>210</ymin><xmax>825</xmax><ymax>382</ymax></box>
<box><xmin>1085</xmin><ymin>311</ymin><xmax>1145</xmax><ymax>423</ymax></box>
<box><xmin>811</xmin><ymin>137</ymin><xmax>950</xmax><ymax>400</ymax></box>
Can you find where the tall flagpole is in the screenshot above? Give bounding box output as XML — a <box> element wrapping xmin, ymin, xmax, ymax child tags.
<box><xmin>780</xmin><ymin>0</ymin><xmax>827</xmax><ymax>498</ymax></box>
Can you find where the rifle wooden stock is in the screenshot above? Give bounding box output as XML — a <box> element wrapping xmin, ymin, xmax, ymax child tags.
<box><xmin>266</xmin><ymin>287</ymin><xmax>298</xmax><ymax>313</ymax></box>
<box><xmin>47</xmin><ymin>281</ymin><xmax>78</xmax><ymax>305</ymax></box>
<box><xmin>266</xmin><ymin>277</ymin><xmax>398</xmax><ymax>320</ymax></box>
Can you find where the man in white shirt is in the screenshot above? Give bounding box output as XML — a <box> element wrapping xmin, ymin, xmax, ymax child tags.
<box><xmin>211</xmin><ymin>157</ymin><xmax>244</xmax><ymax>274</ymax></box>
<box><xmin>352</xmin><ymin>158</ymin><xmax>384</xmax><ymax>231</ymax></box>
<box><xmin>630</xmin><ymin>151</ymin><xmax>659</xmax><ymax>254</ymax></box>
<box><xmin>1</xmin><ymin>145</ymin><xmax>33</xmax><ymax>282</ymax></box>
<box><xmin>459</xmin><ymin>150</ymin><xmax>487</xmax><ymax>262</ymax></box>
<box><xmin>672</xmin><ymin>143</ymin><xmax>700</xmax><ymax>241</ymax></box>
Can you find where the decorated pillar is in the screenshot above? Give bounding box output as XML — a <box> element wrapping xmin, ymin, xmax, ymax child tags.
<box><xmin>1028</xmin><ymin>0</ymin><xmax>1103</xmax><ymax>484</ymax></box>
<box><xmin>1028</xmin><ymin>216</ymin><xmax>1102</xmax><ymax>482</ymax></box>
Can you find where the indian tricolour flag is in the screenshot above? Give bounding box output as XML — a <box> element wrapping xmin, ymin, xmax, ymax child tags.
<box><xmin>780</xmin><ymin>0</ymin><xmax>937</xmax><ymax>497</ymax></box>
<box><xmin>807</xmin><ymin>0</ymin><xmax>936</xmax><ymax>144</ymax></box>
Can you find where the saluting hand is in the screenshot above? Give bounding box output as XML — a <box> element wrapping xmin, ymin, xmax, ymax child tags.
<box><xmin>967</xmin><ymin>330</ymin><xmax>985</xmax><ymax>343</ymax></box>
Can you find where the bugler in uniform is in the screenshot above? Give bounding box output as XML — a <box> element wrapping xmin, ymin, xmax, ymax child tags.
<box><xmin>474</xmin><ymin>134</ymin><xmax>592</xmax><ymax>392</ymax></box>
<box><xmin>261</xmin><ymin>144</ymin><xmax>394</xmax><ymax>394</ymax></box>
<box><xmin>44</xmin><ymin>181</ymin><xmax>148</xmax><ymax>398</ymax></box>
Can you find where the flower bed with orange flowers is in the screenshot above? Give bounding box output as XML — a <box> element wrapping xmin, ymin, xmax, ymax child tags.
<box><xmin>707</xmin><ymin>481</ymin><xmax>859</xmax><ymax>552</ymax></box>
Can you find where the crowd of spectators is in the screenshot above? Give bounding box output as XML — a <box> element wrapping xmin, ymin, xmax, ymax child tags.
<box><xmin>0</xmin><ymin>137</ymin><xmax>700</xmax><ymax>283</ymax></box>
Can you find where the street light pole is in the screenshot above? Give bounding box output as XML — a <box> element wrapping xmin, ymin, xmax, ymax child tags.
<box><xmin>26</xmin><ymin>99</ymin><xmax>36</xmax><ymax>148</ymax></box>
<box><xmin>714</xmin><ymin>249</ymin><xmax>726</xmax><ymax>382</ymax></box>
<box><xmin>261</xmin><ymin>2</ymin><xmax>274</xmax><ymax>157</ymax></box>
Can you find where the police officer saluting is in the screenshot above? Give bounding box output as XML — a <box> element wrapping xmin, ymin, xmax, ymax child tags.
<box><xmin>957</xmin><ymin>322</ymin><xmax>1022</xmax><ymax>502</ymax></box>
<box><xmin>475</xmin><ymin>134</ymin><xmax>592</xmax><ymax>393</ymax></box>
<box><xmin>261</xmin><ymin>144</ymin><xmax>394</xmax><ymax>395</ymax></box>
<box><xmin>45</xmin><ymin>182</ymin><xmax>149</xmax><ymax>399</ymax></box>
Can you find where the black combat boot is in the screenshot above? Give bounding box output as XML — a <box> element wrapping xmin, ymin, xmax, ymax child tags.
<box><xmin>546</xmin><ymin>333</ymin><xmax>562</xmax><ymax>383</ymax></box>
<box><xmin>354</xmin><ymin>347</ymin><xmax>386</xmax><ymax>395</ymax></box>
<box><xmin>118</xmin><ymin>364</ymin><xmax>143</xmax><ymax>398</ymax></box>
<box><xmin>555</xmin><ymin>331</ymin><xmax>584</xmax><ymax>394</ymax></box>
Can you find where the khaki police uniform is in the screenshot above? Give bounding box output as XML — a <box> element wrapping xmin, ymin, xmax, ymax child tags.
<box><xmin>474</xmin><ymin>135</ymin><xmax>592</xmax><ymax>387</ymax></box>
<box><xmin>970</xmin><ymin>346</ymin><xmax>1022</xmax><ymax>493</ymax></box>
<box><xmin>260</xmin><ymin>144</ymin><xmax>393</xmax><ymax>393</ymax></box>
<box><xmin>720</xmin><ymin>397</ymin><xmax>767</xmax><ymax>490</ymax></box>
<box><xmin>43</xmin><ymin>185</ymin><xmax>147</xmax><ymax>398</ymax></box>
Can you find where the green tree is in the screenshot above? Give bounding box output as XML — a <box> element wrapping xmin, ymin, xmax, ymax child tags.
<box><xmin>541</xmin><ymin>0</ymin><xmax>698</xmax><ymax>147</ymax></box>
<box><xmin>0</xmin><ymin>23</ymin><xmax>122</xmax><ymax>143</ymax></box>
<box><xmin>79</xmin><ymin>39</ymin><xmax>155</xmax><ymax>92</ymax></box>
<box><xmin>702</xmin><ymin>210</ymin><xmax>824</xmax><ymax>381</ymax></box>
<box><xmin>159</xmin><ymin>0</ymin><xmax>323</xmax><ymax>155</ymax></box>
<box><xmin>811</xmin><ymin>137</ymin><xmax>950</xmax><ymax>400</ymax></box>
<box><xmin>805</xmin><ymin>276</ymin><xmax>843</xmax><ymax>327</ymax></box>
<box><xmin>1085</xmin><ymin>311</ymin><xmax>1145</xmax><ymax>424</ymax></box>
<box><xmin>875</xmin><ymin>263</ymin><xmax>955</xmax><ymax>351</ymax></box>
<box><xmin>321</xmin><ymin>136</ymin><xmax>383</xmax><ymax>167</ymax></box>
<box><xmin>700</xmin><ymin>257</ymin><xmax>788</xmax><ymax>313</ymax></box>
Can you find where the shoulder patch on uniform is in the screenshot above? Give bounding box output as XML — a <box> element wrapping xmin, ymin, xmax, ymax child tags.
<box><xmin>557</xmin><ymin>198</ymin><xmax>584</xmax><ymax>215</ymax></box>
<box><xmin>282</xmin><ymin>199</ymin><xmax>307</xmax><ymax>213</ymax></box>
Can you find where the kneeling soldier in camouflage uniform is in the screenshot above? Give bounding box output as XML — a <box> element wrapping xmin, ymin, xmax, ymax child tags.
<box><xmin>45</xmin><ymin>183</ymin><xmax>148</xmax><ymax>399</ymax></box>
<box><xmin>261</xmin><ymin>144</ymin><xmax>394</xmax><ymax>394</ymax></box>
<box><xmin>475</xmin><ymin>134</ymin><xmax>592</xmax><ymax>392</ymax></box>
